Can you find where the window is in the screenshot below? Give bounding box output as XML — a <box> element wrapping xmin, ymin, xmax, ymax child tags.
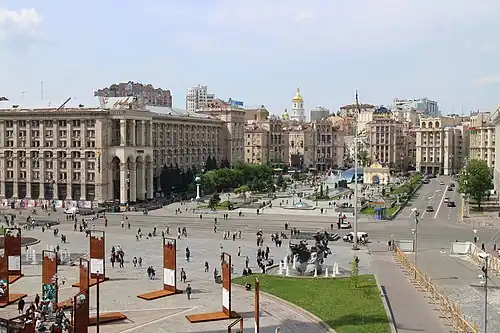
<box><xmin>73</xmin><ymin>172</ymin><xmax>81</xmax><ymax>181</ymax></box>
<box><xmin>87</xmin><ymin>172</ymin><xmax>95</xmax><ymax>181</ymax></box>
<box><xmin>72</xmin><ymin>120</ymin><xmax>81</xmax><ymax>127</ymax></box>
<box><xmin>71</xmin><ymin>151</ymin><xmax>81</xmax><ymax>159</ymax></box>
<box><xmin>19</xmin><ymin>171</ymin><xmax>26</xmax><ymax>179</ymax></box>
<box><xmin>6</xmin><ymin>171</ymin><xmax>13</xmax><ymax>179</ymax></box>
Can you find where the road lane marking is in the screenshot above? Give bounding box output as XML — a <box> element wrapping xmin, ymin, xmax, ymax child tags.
<box><xmin>434</xmin><ymin>188</ymin><xmax>448</xmax><ymax>219</ymax></box>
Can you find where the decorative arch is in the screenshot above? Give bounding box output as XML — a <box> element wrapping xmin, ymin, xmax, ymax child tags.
<box><xmin>435</xmin><ymin>121</ymin><xmax>440</xmax><ymax>128</ymax></box>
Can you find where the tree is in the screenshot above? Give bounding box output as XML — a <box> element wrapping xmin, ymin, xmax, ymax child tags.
<box><xmin>357</xmin><ymin>141</ymin><xmax>370</xmax><ymax>167</ymax></box>
<box><xmin>208</xmin><ymin>192</ymin><xmax>221</xmax><ymax>210</ymax></box>
<box><xmin>459</xmin><ymin>159</ymin><xmax>491</xmax><ymax>209</ymax></box>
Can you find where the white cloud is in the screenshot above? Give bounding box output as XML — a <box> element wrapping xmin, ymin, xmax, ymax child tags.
<box><xmin>0</xmin><ymin>8</ymin><xmax>44</xmax><ymax>46</ymax></box>
<box><xmin>473</xmin><ymin>76</ymin><xmax>500</xmax><ymax>86</ymax></box>
<box><xmin>200</xmin><ymin>0</ymin><xmax>500</xmax><ymax>51</ymax></box>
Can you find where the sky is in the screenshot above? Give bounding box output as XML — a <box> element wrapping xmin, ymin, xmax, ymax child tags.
<box><xmin>1</xmin><ymin>1</ymin><xmax>500</xmax><ymax>115</ymax></box>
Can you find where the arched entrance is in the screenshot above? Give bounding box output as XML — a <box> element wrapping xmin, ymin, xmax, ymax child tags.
<box><xmin>111</xmin><ymin>157</ymin><xmax>121</xmax><ymax>200</ymax></box>
<box><xmin>372</xmin><ymin>175</ymin><xmax>380</xmax><ymax>184</ymax></box>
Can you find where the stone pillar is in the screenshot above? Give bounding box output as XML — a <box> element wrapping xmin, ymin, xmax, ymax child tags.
<box><xmin>137</xmin><ymin>163</ymin><xmax>145</xmax><ymax>201</ymax></box>
<box><xmin>129</xmin><ymin>162</ymin><xmax>137</xmax><ymax>203</ymax></box>
<box><xmin>130</xmin><ymin>121</ymin><xmax>136</xmax><ymax>146</ymax></box>
<box><xmin>12</xmin><ymin>157</ymin><xmax>19</xmax><ymax>199</ymax></box>
<box><xmin>66</xmin><ymin>161</ymin><xmax>72</xmax><ymax>200</ymax></box>
<box><xmin>26</xmin><ymin>158</ymin><xmax>32</xmax><ymax>199</ymax></box>
<box><xmin>148</xmin><ymin>121</ymin><xmax>153</xmax><ymax>146</ymax></box>
<box><xmin>119</xmin><ymin>163</ymin><xmax>128</xmax><ymax>205</ymax></box>
<box><xmin>120</xmin><ymin>119</ymin><xmax>127</xmax><ymax>146</ymax></box>
<box><xmin>147</xmin><ymin>161</ymin><xmax>153</xmax><ymax>199</ymax></box>
<box><xmin>107</xmin><ymin>165</ymin><xmax>114</xmax><ymax>201</ymax></box>
<box><xmin>52</xmin><ymin>181</ymin><xmax>58</xmax><ymax>200</ymax></box>
<box><xmin>140</xmin><ymin>120</ymin><xmax>146</xmax><ymax>147</ymax></box>
<box><xmin>80</xmin><ymin>174</ymin><xmax>87</xmax><ymax>201</ymax></box>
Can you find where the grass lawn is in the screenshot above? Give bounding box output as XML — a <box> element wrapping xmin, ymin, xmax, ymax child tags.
<box><xmin>233</xmin><ymin>274</ymin><xmax>390</xmax><ymax>333</ymax></box>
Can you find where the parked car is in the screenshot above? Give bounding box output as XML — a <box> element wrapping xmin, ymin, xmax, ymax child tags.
<box><xmin>426</xmin><ymin>205</ymin><xmax>434</xmax><ymax>212</ymax></box>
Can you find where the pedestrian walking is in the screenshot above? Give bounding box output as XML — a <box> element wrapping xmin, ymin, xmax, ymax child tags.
<box><xmin>186</xmin><ymin>283</ymin><xmax>192</xmax><ymax>300</ymax></box>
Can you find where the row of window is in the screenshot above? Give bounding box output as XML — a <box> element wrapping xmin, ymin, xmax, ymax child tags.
<box><xmin>4</xmin><ymin>139</ymin><xmax>96</xmax><ymax>148</ymax></box>
<box><xmin>6</xmin><ymin>129</ymin><xmax>96</xmax><ymax>138</ymax></box>
<box><xmin>5</xmin><ymin>171</ymin><xmax>95</xmax><ymax>182</ymax></box>
<box><xmin>4</xmin><ymin>159</ymin><xmax>96</xmax><ymax>170</ymax></box>
<box><xmin>4</xmin><ymin>151</ymin><xmax>96</xmax><ymax>159</ymax></box>
<box><xmin>5</xmin><ymin>119</ymin><xmax>95</xmax><ymax>128</ymax></box>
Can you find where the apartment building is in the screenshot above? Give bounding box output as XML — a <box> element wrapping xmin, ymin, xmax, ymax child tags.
<box><xmin>94</xmin><ymin>81</ymin><xmax>172</xmax><ymax>107</ymax></box>
<box><xmin>469</xmin><ymin>112</ymin><xmax>495</xmax><ymax>169</ymax></box>
<box><xmin>195</xmin><ymin>100</ymin><xmax>246</xmax><ymax>166</ymax></box>
<box><xmin>0</xmin><ymin>96</ymin><xmax>227</xmax><ymax>205</ymax></box>
<box><xmin>365</xmin><ymin>107</ymin><xmax>406</xmax><ymax>171</ymax></box>
<box><xmin>415</xmin><ymin>117</ymin><xmax>469</xmax><ymax>175</ymax></box>
<box><xmin>186</xmin><ymin>85</ymin><xmax>215</xmax><ymax>112</ymax></box>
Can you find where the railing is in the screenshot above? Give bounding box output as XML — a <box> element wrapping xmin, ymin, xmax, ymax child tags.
<box><xmin>468</xmin><ymin>242</ymin><xmax>500</xmax><ymax>275</ymax></box>
<box><xmin>227</xmin><ymin>317</ymin><xmax>243</xmax><ymax>333</ymax></box>
<box><xmin>393</xmin><ymin>246</ymin><xmax>478</xmax><ymax>332</ymax></box>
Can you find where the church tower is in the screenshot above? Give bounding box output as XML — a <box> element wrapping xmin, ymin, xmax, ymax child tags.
<box><xmin>290</xmin><ymin>87</ymin><xmax>306</xmax><ymax>122</ymax></box>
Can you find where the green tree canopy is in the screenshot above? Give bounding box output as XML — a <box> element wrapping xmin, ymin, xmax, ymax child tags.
<box><xmin>459</xmin><ymin>159</ymin><xmax>491</xmax><ymax>208</ymax></box>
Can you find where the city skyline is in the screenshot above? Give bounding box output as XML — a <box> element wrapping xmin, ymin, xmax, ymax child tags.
<box><xmin>1</xmin><ymin>1</ymin><xmax>500</xmax><ymax>114</ymax></box>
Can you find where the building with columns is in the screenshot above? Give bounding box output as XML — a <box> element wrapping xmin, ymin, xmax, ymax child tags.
<box><xmin>0</xmin><ymin>96</ymin><xmax>226</xmax><ymax>205</ymax></box>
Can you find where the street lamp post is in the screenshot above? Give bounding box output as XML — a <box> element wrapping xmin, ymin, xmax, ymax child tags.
<box><xmin>413</xmin><ymin>209</ymin><xmax>420</xmax><ymax>279</ymax></box>
<box><xmin>314</xmin><ymin>187</ymin><xmax>318</xmax><ymax>207</ymax></box>
<box><xmin>478</xmin><ymin>253</ymin><xmax>490</xmax><ymax>333</ymax></box>
<box><xmin>227</xmin><ymin>193</ymin><xmax>230</xmax><ymax>209</ymax></box>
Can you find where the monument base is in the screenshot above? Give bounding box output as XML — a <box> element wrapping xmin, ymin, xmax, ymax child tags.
<box><xmin>0</xmin><ymin>293</ymin><xmax>27</xmax><ymax>308</ymax></box>
<box><xmin>8</xmin><ymin>274</ymin><xmax>23</xmax><ymax>284</ymax></box>
<box><xmin>72</xmin><ymin>276</ymin><xmax>109</xmax><ymax>288</ymax></box>
<box><xmin>137</xmin><ymin>288</ymin><xmax>183</xmax><ymax>300</ymax></box>
<box><xmin>186</xmin><ymin>311</ymin><xmax>239</xmax><ymax>323</ymax></box>
<box><xmin>89</xmin><ymin>312</ymin><xmax>127</xmax><ymax>325</ymax></box>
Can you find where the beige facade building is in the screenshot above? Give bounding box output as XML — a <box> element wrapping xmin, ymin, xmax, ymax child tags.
<box><xmin>365</xmin><ymin>107</ymin><xmax>406</xmax><ymax>171</ymax></box>
<box><xmin>195</xmin><ymin>99</ymin><xmax>246</xmax><ymax>166</ymax></box>
<box><xmin>415</xmin><ymin>116</ymin><xmax>469</xmax><ymax>175</ymax></box>
<box><xmin>469</xmin><ymin>112</ymin><xmax>495</xmax><ymax>169</ymax></box>
<box><xmin>0</xmin><ymin>96</ymin><xmax>230</xmax><ymax>204</ymax></box>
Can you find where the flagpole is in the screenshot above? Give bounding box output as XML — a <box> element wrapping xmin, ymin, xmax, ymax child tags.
<box><xmin>353</xmin><ymin>90</ymin><xmax>360</xmax><ymax>250</ymax></box>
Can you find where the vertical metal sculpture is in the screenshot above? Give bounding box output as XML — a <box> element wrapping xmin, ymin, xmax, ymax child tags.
<box><xmin>186</xmin><ymin>252</ymin><xmax>239</xmax><ymax>323</ymax></box>
<box><xmin>0</xmin><ymin>249</ymin><xmax>9</xmax><ymax>306</ymax></box>
<box><xmin>73</xmin><ymin>258</ymin><xmax>89</xmax><ymax>332</ymax></box>
<box><xmin>137</xmin><ymin>237</ymin><xmax>180</xmax><ymax>300</ymax></box>
<box><xmin>222</xmin><ymin>253</ymin><xmax>232</xmax><ymax>316</ymax></box>
<box><xmin>4</xmin><ymin>227</ymin><xmax>22</xmax><ymax>282</ymax></box>
<box><xmin>41</xmin><ymin>250</ymin><xmax>58</xmax><ymax>306</ymax></box>
<box><xmin>163</xmin><ymin>237</ymin><xmax>177</xmax><ymax>293</ymax></box>
<box><xmin>89</xmin><ymin>230</ymin><xmax>105</xmax><ymax>281</ymax></box>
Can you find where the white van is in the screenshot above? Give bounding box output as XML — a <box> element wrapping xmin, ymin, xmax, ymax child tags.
<box><xmin>64</xmin><ymin>207</ymin><xmax>79</xmax><ymax>214</ymax></box>
<box><xmin>343</xmin><ymin>232</ymin><xmax>369</xmax><ymax>243</ymax></box>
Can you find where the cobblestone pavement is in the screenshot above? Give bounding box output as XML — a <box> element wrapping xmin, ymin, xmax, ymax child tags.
<box><xmin>3</xmin><ymin>209</ymin><xmax>374</xmax><ymax>332</ymax></box>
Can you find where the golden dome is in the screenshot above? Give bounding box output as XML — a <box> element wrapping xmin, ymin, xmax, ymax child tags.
<box><xmin>292</xmin><ymin>87</ymin><xmax>303</xmax><ymax>102</ymax></box>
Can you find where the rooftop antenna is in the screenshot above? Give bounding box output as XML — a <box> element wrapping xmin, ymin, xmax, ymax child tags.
<box><xmin>41</xmin><ymin>81</ymin><xmax>44</xmax><ymax>100</ymax></box>
<box><xmin>21</xmin><ymin>92</ymin><xmax>26</xmax><ymax>101</ymax></box>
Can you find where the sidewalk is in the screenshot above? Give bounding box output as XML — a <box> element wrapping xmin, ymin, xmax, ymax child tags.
<box><xmin>371</xmin><ymin>249</ymin><xmax>450</xmax><ymax>333</ymax></box>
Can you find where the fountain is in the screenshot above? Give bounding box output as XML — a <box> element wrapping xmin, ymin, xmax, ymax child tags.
<box><xmin>288</xmin><ymin>232</ymin><xmax>331</xmax><ymax>276</ymax></box>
